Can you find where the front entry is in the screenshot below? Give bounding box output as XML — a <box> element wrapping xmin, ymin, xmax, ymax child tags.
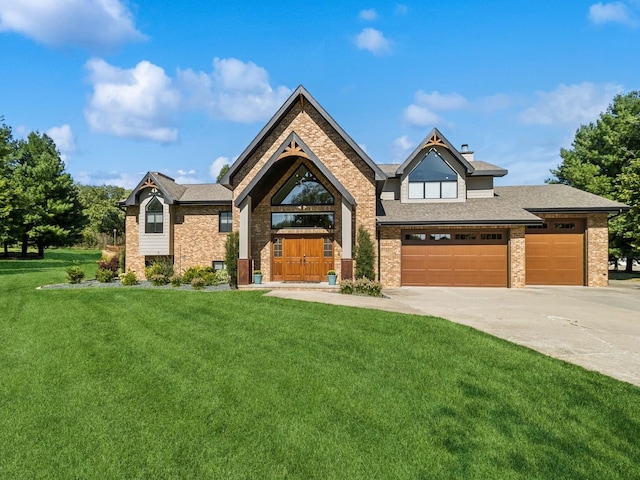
<box><xmin>272</xmin><ymin>235</ymin><xmax>333</xmax><ymax>282</ymax></box>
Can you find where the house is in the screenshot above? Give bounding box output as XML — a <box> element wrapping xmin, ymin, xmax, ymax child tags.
<box><xmin>122</xmin><ymin>86</ymin><xmax>628</xmax><ymax>287</ymax></box>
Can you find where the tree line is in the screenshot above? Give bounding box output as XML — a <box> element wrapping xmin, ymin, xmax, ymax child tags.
<box><xmin>550</xmin><ymin>91</ymin><xmax>640</xmax><ymax>272</ymax></box>
<box><xmin>0</xmin><ymin>120</ymin><xmax>129</xmax><ymax>258</ymax></box>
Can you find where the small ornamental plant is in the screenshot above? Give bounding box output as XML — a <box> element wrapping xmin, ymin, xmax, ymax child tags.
<box><xmin>191</xmin><ymin>277</ymin><xmax>206</xmax><ymax>290</ymax></box>
<box><xmin>65</xmin><ymin>265</ymin><xmax>85</xmax><ymax>284</ymax></box>
<box><xmin>327</xmin><ymin>270</ymin><xmax>336</xmax><ymax>276</ymax></box>
<box><xmin>253</xmin><ymin>270</ymin><xmax>262</xmax><ymax>275</ymax></box>
<box><xmin>149</xmin><ymin>273</ymin><xmax>168</xmax><ymax>286</ymax></box>
<box><xmin>96</xmin><ymin>268</ymin><xmax>115</xmax><ymax>283</ymax></box>
<box><xmin>339</xmin><ymin>278</ymin><xmax>382</xmax><ymax>297</ymax></box>
<box><xmin>169</xmin><ymin>275</ymin><xmax>182</xmax><ymax>287</ymax></box>
<box><xmin>120</xmin><ymin>270</ymin><xmax>138</xmax><ymax>286</ymax></box>
<box><xmin>214</xmin><ymin>269</ymin><xmax>230</xmax><ymax>285</ymax></box>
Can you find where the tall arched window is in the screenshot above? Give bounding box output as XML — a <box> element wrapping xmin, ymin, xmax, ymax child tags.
<box><xmin>145</xmin><ymin>197</ymin><xmax>163</xmax><ymax>233</ymax></box>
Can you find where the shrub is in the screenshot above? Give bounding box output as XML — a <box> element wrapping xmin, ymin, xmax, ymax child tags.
<box><xmin>354</xmin><ymin>225</ymin><xmax>375</xmax><ymax>280</ymax></box>
<box><xmin>182</xmin><ymin>265</ymin><xmax>214</xmax><ymax>284</ymax></box>
<box><xmin>149</xmin><ymin>274</ymin><xmax>168</xmax><ymax>286</ymax></box>
<box><xmin>169</xmin><ymin>275</ymin><xmax>182</xmax><ymax>287</ymax></box>
<box><xmin>98</xmin><ymin>255</ymin><xmax>119</xmax><ymax>273</ymax></box>
<box><xmin>214</xmin><ymin>269</ymin><xmax>230</xmax><ymax>285</ymax></box>
<box><xmin>201</xmin><ymin>271</ymin><xmax>217</xmax><ymax>286</ymax></box>
<box><xmin>66</xmin><ymin>265</ymin><xmax>85</xmax><ymax>284</ymax></box>
<box><xmin>191</xmin><ymin>277</ymin><xmax>206</xmax><ymax>290</ymax></box>
<box><xmin>145</xmin><ymin>257</ymin><xmax>174</xmax><ymax>284</ymax></box>
<box><xmin>339</xmin><ymin>278</ymin><xmax>382</xmax><ymax>297</ymax></box>
<box><xmin>96</xmin><ymin>268</ymin><xmax>115</xmax><ymax>283</ymax></box>
<box><xmin>121</xmin><ymin>270</ymin><xmax>138</xmax><ymax>286</ymax></box>
<box><xmin>225</xmin><ymin>231</ymin><xmax>239</xmax><ymax>288</ymax></box>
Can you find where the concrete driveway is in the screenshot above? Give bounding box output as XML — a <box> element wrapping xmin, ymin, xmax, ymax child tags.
<box><xmin>267</xmin><ymin>281</ymin><xmax>640</xmax><ymax>387</ymax></box>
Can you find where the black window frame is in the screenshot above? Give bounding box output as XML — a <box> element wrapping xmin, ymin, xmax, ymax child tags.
<box><xmin>145</xmin><ymin>197</ymin><xmax>164</xmax><ymax>234</ymax></box>
<box><xmin>219</xmin><ymin>210</ymin><xmax>232</xmax><ymax>233</ymax></box>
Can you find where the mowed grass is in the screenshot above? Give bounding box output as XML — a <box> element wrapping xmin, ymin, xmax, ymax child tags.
<box><xmin>1</xmin><ymin>250</ymin><xmax>639</xmax><ymax>479</ymax></box>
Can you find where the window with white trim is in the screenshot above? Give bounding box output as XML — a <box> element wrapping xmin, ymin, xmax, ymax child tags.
<box><xmin>145</xmin><ymin>197</ymin><xmax>163</xmax><ymax>233</ymax></box>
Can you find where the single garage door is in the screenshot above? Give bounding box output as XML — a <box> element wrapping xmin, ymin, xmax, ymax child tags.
<box><xmin>401</xmin><ymin>231</ymin><xmax>508</xmax><ymax>287</ymax></box>
<box><xmin>526</xmin><ymin>219</ymin><xmax>584</xmax><ymax>285</ymax></box>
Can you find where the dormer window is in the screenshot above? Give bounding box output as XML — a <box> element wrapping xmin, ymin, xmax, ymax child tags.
<box><xmin>145</xmin><ymin>197</ymin><xmax>163</xmax><ymax>233</ymax></box>
<box><xmin>408</xmin><ymin>150</ymin><xmax>458</xmax><ymax>199</ymax></box>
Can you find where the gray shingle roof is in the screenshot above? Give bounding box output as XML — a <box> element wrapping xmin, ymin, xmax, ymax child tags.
<box><xmin>376</xmin><ymin>160</ymin><xmax>507</xmax><ymax>178</ymax></box>
<box><xmin>377</xmin><ymin>163</ymin><xmax>400</xmax><ymax>176</ymax></box>
<box><xmin>123</xmin><ymin>172</ymin><xmax>231</xmax><ymax>206</ymax></box>
<box><xmin>495</xmin><ymin>184</ymin><xmax>628</xmax><ymax>212</ymax></box>
<box><xmin>377</xmin><ymin>198</ymin><xmax>542</xmax><ymax>225</ymax></box>
<box><xmin>468</xmin><ymin>161</ymin><xmax>507</xmax><ymax>177</ymax></box>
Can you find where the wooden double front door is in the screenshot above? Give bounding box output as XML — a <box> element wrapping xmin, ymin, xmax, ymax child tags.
<box><xmin>272</xmin><ymin>235</ymin><xmax>333</xmax><ymax>282</ymax></box>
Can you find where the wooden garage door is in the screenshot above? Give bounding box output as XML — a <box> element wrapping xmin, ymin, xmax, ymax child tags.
<box><xmin>526</xmin><ymin>219</ymin><xmax>584</xmax><ymax>286</ymax></box>
<box><xmin>401</xmin><ymin>231</ymin><xmax>508</xmax><ymax>287</ymax></box>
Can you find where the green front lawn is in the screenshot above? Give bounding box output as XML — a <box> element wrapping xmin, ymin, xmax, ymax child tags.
<box><xmin>1</xmin><ymin>250</ymin><xmax>639</xmax><ymax>479</ymax></box>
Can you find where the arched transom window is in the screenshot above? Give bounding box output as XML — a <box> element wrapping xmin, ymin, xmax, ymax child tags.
<box><xmin>272</xmin><ymin>164</ymin><xmax>334</xmax><ymax>206</ymax></box>
<box><xmin>408</xmin><ymin>150</ymin><xmax>458</xmax><ymax>199</ymax></box>
<box><xmin>145</xmin><ymin>197</ymin><xmax>163</xmax><ymax>233</ymax></box>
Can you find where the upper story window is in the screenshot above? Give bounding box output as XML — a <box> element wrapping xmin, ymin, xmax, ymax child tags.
<box><xmin>408</xmin><ymin>150</ymin><xmax>458</xmax><ymax>199</ymax></box>
<box><xmin>272</xmin><ymin>164</ymin><xmax>334</xmax><ymax>206</ymax></box>
<box><xmin>145</xmin><ymin>197</ymin><xmax>163</xmax><ymax>233</ymax></box>
<box><xmin>219</xmin><ymin>211</ymin><xmax>232</xmax><ymax>233</ymax></box>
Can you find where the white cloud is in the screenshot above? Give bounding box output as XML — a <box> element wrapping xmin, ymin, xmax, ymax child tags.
<box><xmin>209</xmin><ymin>156</ymin><xmax>230</xmax><ymax>181</ymax></box>
<box><xmin>414</xmin><ymin>90</ymin><xmax>469</xmax><ymax>111</ymax></box>
<box><xmin>588</xmin><ymin>2</ymin><xmax>637</xmax><ymax>26</ymax></box>
<box><xmin>0</xmin><ymin>0</ymin><xmax>145</xmax><ymax>50</ymax></box>
<box><xmin>395</xmin><ymin>4</ymin><xmax>408</xmax><ymax>15</ymax></box>
<box><xmin>178</xmin><ymin>57</ymin><xmax>291</xmax><ymax>123</ymax></box>
<box><xmin>519</xmin><ymin>82</ymin><xmax>623</xmax><ymax>126</ymax></box>
<box><xmin>46</xmin><ymin>124</ymin><xmax>76</xmax><ymax>163</ymax></box>
<box><xmin>355</xmin><ymin>28</ymin><xmax>391</xmax><ymax>56</ymax></box>
<box><xmin>173</xmin><ymin>169</ymin><xmax>205</xmax><ymax>184</ymax></box>
<box><xmin>359</xmin><ymin>9</ymin><xmax>378</xmax><ymax>20</ymax></box>
<box><xmin>75</xmin><ymin>170</ymin><xmax>142</xmax><ymax>188</ymax></box>
<box><xmin>403</xmin><ymin>90</ymin><xmax>469</xmax><ymax>127</ymax></box>
<box><xmin>84</xmin><ymin>58</ymin><xmax>180</xmax><ymax>143</ymax></box>
<box><xmin>393</xmin><ymin>135</ymin><xmax>415</xmax><ymax>161</ymax></box>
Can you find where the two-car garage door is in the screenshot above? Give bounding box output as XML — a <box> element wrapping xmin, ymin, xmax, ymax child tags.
<box><xmin>400</xmin><ymin>220</ymin><xmax>585</xmax><ymax>287</ymax></box>
<box><xmin>401</xmin><ymin>231</ymin><xmax>508</xmax><ymax>287</ymax></box>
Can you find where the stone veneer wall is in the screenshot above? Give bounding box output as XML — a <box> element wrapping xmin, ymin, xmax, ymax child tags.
<box><xmin>509</xmin><ymin>226</ymin><xmax>526</xmax><ymax>288</ymax></box>
<box><xmin>231</xmin><ymin>101</ymin><xmax>377</xmax><ymax>280</ymax></box>
<box><xmin>125</xmin><ymin>205</ymin><xmax>228</xmax><ymax>280</ymax></box>
<box><xmin>124</xmin><ymin>207</ymin><xmax>145</xmax><ymax>277</ymax></box>
<box><xmin>172</xmin><ymin>205</ymin><xmax>228</xmax><ymax>275</ymax></box>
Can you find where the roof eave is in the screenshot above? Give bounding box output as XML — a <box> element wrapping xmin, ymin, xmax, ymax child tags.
<box><xmin>376</xmin><ymin>219</ymin><xmax>542</xmax><ymax>226</ymax></box>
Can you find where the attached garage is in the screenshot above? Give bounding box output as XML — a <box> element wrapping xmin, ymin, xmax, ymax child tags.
<box><xmin>525</xmin><ymin>219</ymin><xmax>585</xmax><ymax>285</ymax></box>
<box><xmin>401</xmin><ymin>230</ymin><xmax>508</xmax><ymax>287</ymax></box>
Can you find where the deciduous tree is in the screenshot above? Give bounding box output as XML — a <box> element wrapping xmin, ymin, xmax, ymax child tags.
<box><xmin>549</xmin><ymin>91</ymin><xmax>640</xmax><ymax>271</ymax></box>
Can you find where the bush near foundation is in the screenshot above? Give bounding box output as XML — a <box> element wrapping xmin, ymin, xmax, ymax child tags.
<box><xmin>339</xmin><ymin>278</ymin><xmax>382</xmax><ymax>297</ymax></box>
<box><xmin>96</xmin><ymin>268</ymin><xmax>115</xmax><ymax>283</ymax></box>
<box><xmin>120</xmin><ymin>270</ymin><xmax>138</xmax><ymax>286</ymax></box>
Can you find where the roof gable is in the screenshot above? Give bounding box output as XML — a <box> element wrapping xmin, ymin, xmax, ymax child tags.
<box><xmin>235</xmin><ymin>131</ymin><xmax>356</xmax><ymax>208</ymax></box>
<box><xmin>396</xmin><ymin>128</ymin><xmax>474</xmax><ymax>177</ymax></box>
<box><xmin>220</xmin><ymin>85</ymin><xmax>386</xmax><ymax>186</ymax></box>
<box><xmin>124</xmin><ymin>172</ymin><xmax>186</xmax><ymax>206</ymax></box>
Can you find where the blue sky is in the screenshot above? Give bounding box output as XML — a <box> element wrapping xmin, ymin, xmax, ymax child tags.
<box><xmin>1</xmin><ymin>0</ymin><xmax>638</xmax><ymax>188</ymax></box>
